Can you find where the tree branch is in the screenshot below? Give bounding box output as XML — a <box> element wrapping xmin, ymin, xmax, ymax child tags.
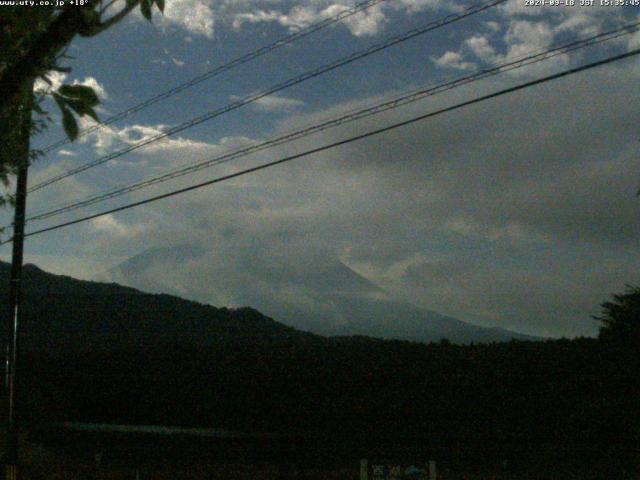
<box><xmin>92</xmin><ymin>1</ymin><xmax>139</xmax><ymax>36</ymax></box>
<box><xmin>99</xmin><ymin>0</ymin><xmax>122</xmax><ymax>15</ymax></box>
<box><xmin>0</xmin><ymin>1</ymin><xmax>104</xmax><ymax>118</ymax></box>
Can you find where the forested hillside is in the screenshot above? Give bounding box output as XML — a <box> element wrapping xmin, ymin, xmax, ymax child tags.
<box><xmin>1</xmin><ymin>262</ymin><xmax>637</xmax><ymax>476</ymax></box>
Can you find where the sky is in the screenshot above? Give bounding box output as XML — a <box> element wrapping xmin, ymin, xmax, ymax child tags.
<box><xmin>2</xmin><ymin>0</ymin><xmax>640</xmax><ymax>338</ymax></box>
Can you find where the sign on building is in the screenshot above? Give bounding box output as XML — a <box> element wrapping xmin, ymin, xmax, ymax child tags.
<box><xmin>360</xmin><ymin>459</ymin><xmax>436</xmax><ymax>480</ymax></box>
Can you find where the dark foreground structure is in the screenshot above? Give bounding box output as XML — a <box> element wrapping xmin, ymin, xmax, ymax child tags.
<box><xmin>10</xmin><ymin>420</ymin><xmax>637</xmax><ymax>480</ymax></box>
<box><xmin>1</xmin><ymin>264</ymin><xmax>638</xmax><ymax>479</ymax></box>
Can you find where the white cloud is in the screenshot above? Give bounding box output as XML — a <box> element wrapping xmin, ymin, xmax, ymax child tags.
<box><xmin>454</xmin><ymin>4</ymin><xmax>632</xmax><ymax>80</ymax></box>
<box><xmin>71</xmin><ymin>116</ymin><xmax>260</xmax><ymax>192</ymax></box>
<box><xmin>162</xmin><ymin>48</ymin><xmax>186</xmax><ymax>67</ymax></box>
<box><xmin>461</xmin><ymin>19</ymin><xmax>572</xmax><ymax>77</ymax></box>
<box><xmin>232</xmin><ymin>10</ymin><xmax>281</xmax><ymax>29</ymax></box>
<box><xmin>394</xmin><ymin>0</ymin><xmax>447</xmax><ymax>13</ymax></box>
<box><xmin>159</xmin><ymin>0</ymin><xmax>215</xmax><ymax>38</ymax></box>
<box><xmin>72</xmin><ymin>76</ymin><xmax>108</xmax><ymax>100</ymax></box>
<box><xmin>505</xmin><ymin>20</ymin><xmax>553</xmax><ymax>49</ymax></box>
<box><xmin>92</xmin><ymin>214</ymin><xmax>141</xmax><ymax>237</ymax></box>
<box><xmin>86</xmin><ymin>62</ymin><xmax>640</xmax><ymax>338</ymax></box>
<box><xmin>146</xmin><ymin>0</ymin><xmax>454</xmax><ymax>39</ymax></box>
<box><xmin>432</xmin><ymin>51</ymin><xmax>474</xmax><ymax>70</ymax></box>
<box><xmin>628</xmin><ymin>28</ymin><xmax>640</xmax><ymax>50</ymax></box>
<box><xmin>500</xmin><ymin>20</ymin><xmax>573</xmax><ymax>75</ymax></box>
<box><xmin>34</xmin><ymin>73</ymin><xmax>108</xmax><ymax>101</ymax></box>
<box><xmin>340</xmin><ymin>4</ymin><xmax>386</xmax><ymax>37</ymax></box>
<box><xmin>499</xmin><ymin>1</ymin><xmax>548</xmax><ymax>17</ymax></box>
<box><xmin>252</xmin><ymin>95</ymin><xmax>305</xmax><ymax>112</ymax></box>
<box><xmin>33</xmin><ymin>71</ymin><xmax>67</xmax><ymax>94</ymax></box>
<box><xmin>24</xmin><ymin>1</ymin><xmax>640</xmax><ymax>340</ymax></box>
<box><xmin>57</xmin><ymin>149</ymin><xmax>76</xmax><ymax>157</ymax></box>
<box><xmin>77</xmin><ymin>117</ymin><xmax>120</xmax><ymax>154</ymax></box>
<box><xmin>475</xmin><ymin>3</ymin><xmax>630</xmax><ymax>78</ymax></box>
<box><xmin>465</xmin><ymin>35</ymin><xmax>497</xmax><ymax>62</ymax></box>
<box><xmin>78</xmin><ymin>118</ymin><xmax>222</xmax><ymax>158</ymax></box>
<box><xmin>232</xmin><ymin>2</ymin><xmax>386</xmax><ymax>37</ymax></box>
<box><xmin>554</xmin><ymin>12</ymin><xmax>597</xmax><ymax>34</ymax></box>
<box><xmin>485</xmin><ymin>21</ymin><xmax>501</xmax><ymax>33</ymax></box>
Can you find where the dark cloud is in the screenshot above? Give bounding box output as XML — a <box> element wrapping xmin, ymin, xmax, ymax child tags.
<box><xmin>31</xmin><ymin>56</ymin><xmax>640</xmax><ymax>339</ymax></box>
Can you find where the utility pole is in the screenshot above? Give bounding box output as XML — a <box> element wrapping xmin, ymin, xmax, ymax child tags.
<box><xmin>3</xmin><ymin>81</ymin><xmax>32</xmax><ymax>480</ymax></box>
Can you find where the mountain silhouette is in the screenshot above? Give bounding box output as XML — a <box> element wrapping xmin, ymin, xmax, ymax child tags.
<box><xmin>100</xmin><ymin>247</ymin><xmax>537</xmax><ymax>343</ymax></box>
<box><xmin>0</xmin><ymin>261</ymin><xmax>318</xmax><ymax>354</ymax></box>
<box><xmin>1</xmin><ymin>262</ymin><xmax>634</xmax><ymax>479</ymax></box>
<box><xmin>0</xmin><ymin>259</ymin><xmax>536</xmax><ymax>354</ymax></box>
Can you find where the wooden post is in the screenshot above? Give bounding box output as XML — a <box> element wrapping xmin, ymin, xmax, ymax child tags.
<box><xmin>429</xmin><ymin>460</ymin><xmax>436</xmax><ymax>480</ymax></box>
<box><xmin>360</xmin><ymin>459</ymin><xmax>367</xmax><ymax>480</ymax></box>
<box><xmin>3</xmin><ymin>79</ymin><xmax>33</xmax><ymax>480</ymax></box>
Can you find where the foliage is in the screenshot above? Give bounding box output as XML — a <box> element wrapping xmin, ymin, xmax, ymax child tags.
<box><xmin>52</xmin><ymin>84</ymin><xmax>100</xmax><ymax>140</ymax></box>
<box><xmin>1</xmin><ymin>262</ymin><xmax>639</xmax><ymax>477</ymax></box>
<box><xmin>594</xmin><ymin>285</ymin><xmax>640</xmax><ymax>344</ymax></box>
<box><xmin>0</xmin><ymin>0</ymin><xmax>164</xmax><ymax>189</ymax></box>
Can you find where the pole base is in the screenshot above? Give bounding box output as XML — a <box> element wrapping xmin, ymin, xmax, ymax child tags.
<box><xmin>5</xmin><ymin>464</ymin><xmax>17</xmax><ymax>480</ymax></box>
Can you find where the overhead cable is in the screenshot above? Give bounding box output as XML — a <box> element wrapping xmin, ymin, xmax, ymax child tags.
<box><xmin>24</xmin><ymin>22</ymin><xmax>640</xmax><ymax>222</ymax></box>
<box><xmin>38</xmin><ymin>0</ymin><xmax>389</xmax><ymax>154</ymax></box>
<box><xmin>4</xmin><ymin>47</ymin><xmax>637</xmax><ymax>245</ymax></box>
<box><xmin>28</xmin><ymin>0</ymin><xmax>508</xmax><ymax>193</ymax></box>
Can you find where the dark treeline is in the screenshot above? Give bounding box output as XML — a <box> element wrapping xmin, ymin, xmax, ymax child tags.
<box><xmin>18</xmin><ymin>336</ymin><xmax>640</xmax><ymax>470</ymax></box>
<box><xmin>1</xmin><ymin>263</ymin><xmax>638</xmax><ymax>475</ymax></box>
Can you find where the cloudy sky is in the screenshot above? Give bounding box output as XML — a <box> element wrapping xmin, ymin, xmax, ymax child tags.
<box><xmin>2</xmin><ymin>0</ymin><xmax>640</xmax><ymax>338</ymax></box>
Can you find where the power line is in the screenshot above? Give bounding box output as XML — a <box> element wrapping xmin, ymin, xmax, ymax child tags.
<box><xmin>4</xmin><ymin>47</ymin><xmax>637</xmax><ymax>245</ymax></box>
<box><xmin>24</xmin><ymin>22</ymin><xmax>640</xmax><ymax>223</ymax></box>
<box><xmin>38</xmin><ymin>0</ymin><xmax>388</xmax><ymax>154</ymax></box>
<box><xmin>28</xmin><ymin>0</ymin><xmax>508</xmax><ymax>194</ymax></box>
<box><xmin>26</xmin><ymin>23</ymin><xmax>635</xmax><ymax>220</ymax></box>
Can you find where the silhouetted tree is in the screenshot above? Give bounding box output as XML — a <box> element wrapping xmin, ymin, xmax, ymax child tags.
<box><xmin>0</xmin><ymin>0</ymin><xmax>164</xmax><ymax>201</ymax></box>
<box><xmin>595</xmin><ymin>285</ymin><xmax>640</xmax><ymax>346</ymax></box>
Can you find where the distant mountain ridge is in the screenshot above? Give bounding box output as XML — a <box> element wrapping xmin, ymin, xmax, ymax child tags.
<box><xmin>101</xmin><ymin>246</ymin><xmax>539</xmax><ymax>343</ymax></box>
<box><xmin>0</xmin><ymin>261</ymin><xmax>319</xmax><ymax>354</ymax></box>
<box><xmin>4</xmin><ymin>263</ymin><xmax>622</xmax><ymax>472</ymax></box>
<box><xmin>0</xmin><ymin>260</ymin><xmax>536</xmax><ymax>352</ymax></box>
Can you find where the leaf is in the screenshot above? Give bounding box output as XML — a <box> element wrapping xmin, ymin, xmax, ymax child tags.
<box><xmin>79</xmin><ymin>105</ymin><xmax>99</xmax><ymax>122</ymax></box>
<box><xmin>65</xmin><ymin>98</ymin><xmax>90</xmax><ymax>115</ymax></box>
<box><xmin>85</xmin><ymin>107</ymin><xmax>99</xmax><ymax>122</ymax></box>
<box><xmin>80</xmin><ymin>7</ymin><xmax>100</xmax><ymax>23</ymax></box>
<box><xmin>78</xmin><ymin>8</ymin><xmax>102</xmax><ymax>36</ymax></box>
<box><xmin>61</xmin><ymin>107</ymin><xmax>78</xmax><ymax>141</ymax></box>
<box><xmin>140</xmin><ymin>0</ymin><xmax>152</xmax><ymax>20</ymax></box>
<box><xmin>52</xmin><ymin>93</ymin><xmax>65</xmax><ymax>111</ymax></box>
<box><xmin>58</xmin><ymin>85</ymin><xmax>99</xmax><ymax>106</ymax></box>
<box><xmin>154</xmin><ymin>0</ymin><xmax>165</xmax><ymax>13</ymax></box>
<box><xmin>29</xmin><ymin>149</ymin><xmax>44</xmax><ymax>162</ymax></box>
<box><xmin>54</xmin><ymin>87</ymin><xmax>100</xmax><ymax>132</ymax></box>
<box><xmin>51</xmin><ymin>65</ymin><xmax>72</xmax><ymax>73</ymax></box>
<box><xmin>32</xmin><ymin>102</ymin><xmax>47</xmax><ymax>116</ymax></box>
<box><xmin>66</xmin><ymin>100</ymin><xmax>99</xmax><ymax>122</ymax></box>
